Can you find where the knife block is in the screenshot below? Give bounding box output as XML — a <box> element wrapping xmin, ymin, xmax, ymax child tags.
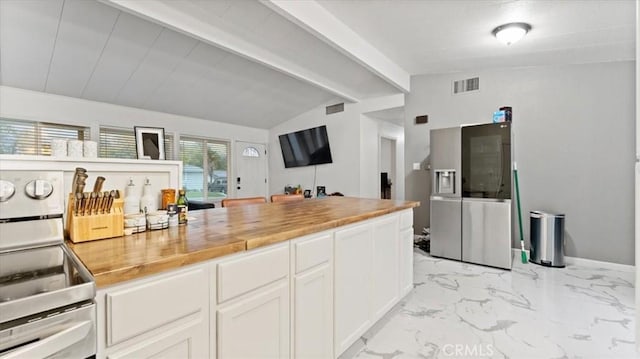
<box><xmin>67</xmin><ymin>193</ymin><xmax>124</xmax><ymax>243</ymax></box>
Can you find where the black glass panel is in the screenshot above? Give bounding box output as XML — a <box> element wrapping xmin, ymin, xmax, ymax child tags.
<box><xmin>462</xmin><ymin>123</ymin><xmax>511</xmax><ymax>199</ymax></box>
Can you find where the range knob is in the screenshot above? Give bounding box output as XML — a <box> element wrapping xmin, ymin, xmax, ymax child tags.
<box><xmin>25</xmin><ymin>179</ymin><xmax>54</xmax><ymax>199</ymax></box>
<box><xmin>0</xmin><ymin>180</ymin><xmax>16</xmax><ymax>202</ymax></box>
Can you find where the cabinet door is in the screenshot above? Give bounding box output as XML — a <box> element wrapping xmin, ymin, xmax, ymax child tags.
<box><xmin>334</xmin><ymin>223</ymin><xmax>372</xmax><ymax>357</ymax></box>
<box><xmin>399</xmin><ymin>228</ymin><xmax>414</xmax><ymax>296</ymax></box>
<box><xmin>294</xmin><ymin>264</ymin><xmax>332</xmax><ymax>359</ymax></box>
<box><xmin>217</xmin><ymin>281</ymin><xmax>289</xmax><ymax>359</ymax></box>
<box><xmin>107</xmin><ymin>320</ymin><xmax>207</xmax><ymax>359</ymax></box>
<box><xmin>371</xmin><ymin>215</ymin><xmax>399</xmax><ymax>321</ymax></box>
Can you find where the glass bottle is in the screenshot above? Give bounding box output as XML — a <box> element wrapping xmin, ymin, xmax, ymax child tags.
<box><xmin>177</xmin><ymin>189</ymin><xmax>188</xmax><ymax>225</ymax></box>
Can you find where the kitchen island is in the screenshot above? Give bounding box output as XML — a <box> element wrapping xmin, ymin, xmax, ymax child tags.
<box><xmin>68</xmin><ymin>197</ymin><xmax>418</xmax><ymax>359</ymax></box>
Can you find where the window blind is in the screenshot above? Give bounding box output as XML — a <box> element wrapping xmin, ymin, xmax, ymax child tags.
<box><xmin>99</xmin><ymin>127</ymin><xmax>136</xmax><ymax>159</ymax></box>
<box><xmin>99</xmin><ymin>127</ymin><xmax>174</xmax><ymax>160</ymax></box>
<box><xmin>0</xmin><ymin>118</ymin><xmax>89</xmax><ymax>155</ymax></box>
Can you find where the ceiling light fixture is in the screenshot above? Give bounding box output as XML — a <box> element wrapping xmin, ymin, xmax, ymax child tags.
<box><xmin>492</xmin><ymin>22</ymin><xmax>532</xmax><ymax>45</ymax></box>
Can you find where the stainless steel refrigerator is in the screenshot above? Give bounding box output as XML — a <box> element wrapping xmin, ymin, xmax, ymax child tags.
<box><xmin>429</xmin><ymin>127</ymin><xmax>462</xmax><ymax>260</ymax></box>
<box><xmin>430</xmin><ymin>123</ymin><xmax>512</xmax><ymax>269</ymax></box>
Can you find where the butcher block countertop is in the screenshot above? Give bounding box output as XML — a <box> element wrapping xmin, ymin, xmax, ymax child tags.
<box><xmin>67</xmin><ymin>197</ymin><xmax>419</xmax><ymax>288</ymax></box>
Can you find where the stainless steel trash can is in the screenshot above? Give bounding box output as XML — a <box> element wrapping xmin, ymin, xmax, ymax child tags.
<box><xmin>529</xmin><ymin>211</ymin><xmax>565</xmax><ymax>267</ymax></box>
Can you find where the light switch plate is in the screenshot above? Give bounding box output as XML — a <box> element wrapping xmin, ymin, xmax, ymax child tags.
<box><xmin>413</xmin><ymin>162</ymin><xmax>421</xmax><ymax>170</ymax></box>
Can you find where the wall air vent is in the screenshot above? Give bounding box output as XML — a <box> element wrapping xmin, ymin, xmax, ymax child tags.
<box><xmin>326</xmin><ymin>103</ymin><xmax>344</xmax><ymax>115</ymax></box>
<box><xmin>453</xmin><ymin>77</ymin><xmax>480</xmax><ymax>94</ymax></box>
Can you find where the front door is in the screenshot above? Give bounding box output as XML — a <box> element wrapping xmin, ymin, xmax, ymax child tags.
<box><xmin>234</xmin><ymin>142</ymin><xmax>267</xmax><ymax>198</ymax></box>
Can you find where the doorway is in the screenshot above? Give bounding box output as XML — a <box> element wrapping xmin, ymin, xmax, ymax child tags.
<box><xmin>380</xmin><ymin>137</ymin><xmax>396</xmax><ymax>199</ymax></box>
<box><xmin>234</xmin><ymin>142</ymin><xmax>267</xmax><ymax>199</ymax></box>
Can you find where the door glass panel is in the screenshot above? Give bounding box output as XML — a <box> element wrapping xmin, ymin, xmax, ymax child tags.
<box><xmin>462</xmin><ymin>123</ymin><xmax>511</xmax><ymax>199</ymax></box>
<box><xmin>242</xmin><ymin>147</ymin><xmax>260</xmax><ymax>157</ymax></box>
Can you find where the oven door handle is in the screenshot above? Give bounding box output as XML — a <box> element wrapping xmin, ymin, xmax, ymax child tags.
<box><xmin>2</xmin><ymin>320</ymin><xmax>92</xmax><ymax>359</ymax></box>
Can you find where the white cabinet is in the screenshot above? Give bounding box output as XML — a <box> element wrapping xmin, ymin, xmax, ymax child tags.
<box><xmin>334</xmin><ymin>212</ymin><xmax>414</xmax><ymax>358</ymax></box>
<box><xmin>292</xmin><ymin>233</ymin><xmax>333</xmax><ymax>359</ymax></box>
<box><xmin>96</xmin><ymin>209</ymin><xmax>415</xmax><ymax>359</ymax></box>
<box><xmin>217</xmin><ymin>281</ymin><xmax>289</xmax><ymax>359</ymax></box>
<box><xmin>371</xmin><ymin>215</ymin><xmax>399</xmax><ymax>321</ymax></box>
<box><xmin>216</xmin><ymin>242</ymin><xmax>290</xmax><ymax>359</ymax></box>
<box><xmin>97</xmin><ymin>266</ymin><xmax>209</xmax><ymax>359</ymax></box>
<box><xmin>107</xmin><ymin>322</ymin><xmax>205</xmax><ymax>359</ymax></box>
<box><xmin>399</xmin><ymin>228</ymin><xmax>414</xmax><ymax>296</ymax></box>
<box><xmin>334</xmin><ymin>223</ymin><xmax>373</xmax><ymax>356</ymax></box>
<box><xmin>399</xmin><ymin>209</ymin><xmax>414</xmax><ymax>296</ymax></box>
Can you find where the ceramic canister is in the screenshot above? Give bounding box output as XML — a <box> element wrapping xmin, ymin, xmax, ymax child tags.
<box><xmin>67</xmin><ymin>140</ymin><xmax>83</xmax><ymax>157</ymax></box>
<box><xmin>83</xmin><ymin>140</ymin><xmax>98</xmax><ymax>158</ymax></box>
<box><xmin>51</xmin><ymin>138</ymin><xmax>68</xmax><ymax>157</ymax></box>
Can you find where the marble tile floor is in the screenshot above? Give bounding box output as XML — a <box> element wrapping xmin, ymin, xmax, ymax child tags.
<box><xmin>348</xmin><ymin>249</ymin><xmax>637</xmax><ymax>359</ymax></box>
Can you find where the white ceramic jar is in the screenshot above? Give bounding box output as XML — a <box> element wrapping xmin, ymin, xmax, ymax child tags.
<box><xmin>51</xmin><ymin>138</ymin><xmax>67</xmax><ymax>157</ymax></box>
<box><xmin>67</xmin><ymin>140</ymin><xmax>83</xmax><ymax>157</ymax></box>
<box><xmin>83</xmin><ymin>141</ymin><xmax>98</xmax><ymax>158</ymax></box>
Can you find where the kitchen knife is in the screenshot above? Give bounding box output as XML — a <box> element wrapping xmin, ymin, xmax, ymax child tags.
<box><xmin>107</xmin><ymin>190</ymin><xmax>117</xmax><ymax>213</ymax></box>
<box><xmin>89</xmin><ymin>192</ymin><xmax>98</xmax><ymax>215</ymax></box>
<box><xmin>102</xmin><ymin>191</ymin><xmax>110</xmax><ymax>214</ymax></box>
<box><xmin>74</xmin><ymin>192</ymin><xmax>82</xmax><ymax>216</ymax></box>
<box><xmin>93</xmin><ymin>176</ymin><xmax>105</xmax><ymax>193</ymax></box>
<box><xmin>72</xmin><ymin>167</ymin><xmax>86</xmax><ymax>194</ymax></box>
<box><xmin>82</xmin><ymin>192</ymin><xmax>90</xmax><ymax>216</ymax></box>
<box><xmin>96</xmin><ymin>192</ymin><xmax>104</xmax><ymax>215</ymax></box>
<box><xmin>76</xmin><ymin>174</ymin><xmax>88</xmax><ymax>194</ymax></box>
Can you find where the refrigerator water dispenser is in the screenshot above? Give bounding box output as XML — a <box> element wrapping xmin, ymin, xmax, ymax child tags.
<box><xmin>435</xmin><ymin>170</ymin><xmax>456</xmax><ymax>194</ymax></box>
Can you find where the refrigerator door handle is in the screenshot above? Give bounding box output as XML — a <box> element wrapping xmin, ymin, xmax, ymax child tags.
<box><xmin>431</xmin><ymin>196</ymin><xmax>461</xmax><ymax>202</ymax></box>
<box><xmin>462</xmin><ymin>197</ymin><xmax>511</xmax><ymax>203</ymax></box>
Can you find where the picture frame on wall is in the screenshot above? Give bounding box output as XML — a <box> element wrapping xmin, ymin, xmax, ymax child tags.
<box><xmin>134</xmin><ymin>126</ymin><xmax>165</xmax><ymax>160</ymax></box>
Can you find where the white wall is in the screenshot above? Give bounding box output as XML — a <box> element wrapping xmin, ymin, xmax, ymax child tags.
<box><xmin>268</xmin><ymin>100</ymin><xmax>362</xmax><ymax>196</ymax></box>
<box><xmin>405</xmin><ymin>61</ymin><xmax>635</xmax><ymax>265</ymax></box>
<box><xmin>0</xmin><ymin>86</ymin><xmax>269</xmax><ymax>152</ymax></box>
<box><xmin>635</xmin><ymin>0</ymin><xmax>639</xmax><ymax>348</ymax></box>
<box><xmin>359</xmin><ymin>114</ymin><xmax>379</xmax><ymax>198</ymax></box>
<box><xmin>0</xmin><ymin>86</ymin><xmax>269</xmax><ymax>199</ymax></box>
<box><xmin>268</xmin><ymin>97</ymin><xmax>406</xmax><ymax>199</ymax></box>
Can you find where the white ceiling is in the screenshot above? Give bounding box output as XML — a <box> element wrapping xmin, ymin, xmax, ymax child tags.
<box><xmin>0</xmin><ymin>0</ymin><xmax>635</xmax><ymax>129</ymax></box>
<box><xmin>317</xmin><ymin>0</ymin><xmax>636</xmax><ymax>75</ymax></box>
<box><xmin>0</xmin><ymin>0</ymin><xmax>397</xmax><ymax>129</ymax></box>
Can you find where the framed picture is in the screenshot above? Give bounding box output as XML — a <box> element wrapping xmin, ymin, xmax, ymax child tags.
<box><xmin>134</xmin><ymin>126</ymin><xmax>165</xmax><ymax>160</ymax></box>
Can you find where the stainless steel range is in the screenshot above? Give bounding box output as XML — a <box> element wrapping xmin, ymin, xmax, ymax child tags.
<box><xmin>0</xmin><ymin>171</ymin><xmax>96</xmax><ymax>358</ymax></box>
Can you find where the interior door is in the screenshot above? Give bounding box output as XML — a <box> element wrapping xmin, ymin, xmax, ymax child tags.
<box><xmin>234</xmin><ymin>142</ymin><xmax>267</xmax><ymax>198</ymax></box>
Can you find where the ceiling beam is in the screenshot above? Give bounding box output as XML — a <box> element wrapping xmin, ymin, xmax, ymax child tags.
<box><xmin>100</xmin><ymin>0</ymin><xmax>361</xmax><ymax>103</ymax></box>
<box><xmin>263</xmin><ymin>0</ymin><xmax>411</xmax><ymax>93</ymax></box>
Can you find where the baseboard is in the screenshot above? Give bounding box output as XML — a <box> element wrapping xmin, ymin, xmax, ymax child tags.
<box><xmin>511</xmin><ymin>248</ymin><xmax>634</xmax><ymax>272</ymax></box>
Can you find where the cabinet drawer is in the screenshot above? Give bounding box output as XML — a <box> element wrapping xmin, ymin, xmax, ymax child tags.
<box><xmin>400</xmin><ymin>210</ymin><xmax>413</xmax><ymax>230</ymax></box>
<box><xmin>218</xmin><ymin>243</ymin><xmax>289</xmax><ymax>303</ymax></box>
<box><xmin>294</xmin><ymin>233</ymin><xmax>332</xmax><ymax>273</ymax></box>
<box><xmin>106</xmin><ymin>268</ymin><xmax>207</xmax><ymax>346</ymax></box>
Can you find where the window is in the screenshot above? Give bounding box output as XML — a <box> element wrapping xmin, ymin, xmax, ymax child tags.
<box><xmin>0</xmin><ymin>118</ymin><xmax>90</xmax><ymax>155</ymax></box>
<box><xmin>180</xmin><ymin>136</ymin><xmax>229</xmax><ymax>201</ymax></box>
<box><xmin>242</xmin><ymin>147</ymin><xmax>260</xmax><ymax>157</ymax></box>
<box><xmin>100</xmin><ymin>127</ymin><xmax>174</xmax><ymax>160</ymax></box>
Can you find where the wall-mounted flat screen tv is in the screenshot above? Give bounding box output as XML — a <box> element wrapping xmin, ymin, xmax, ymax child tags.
<box><xmin>278</xmin><ymin>125</ymin><xmax>333</xmax><ymax>168</ymax></box>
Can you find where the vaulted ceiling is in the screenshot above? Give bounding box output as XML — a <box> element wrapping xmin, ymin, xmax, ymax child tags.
<box><xmin>0</xmin><ymin>0</ymin><xmax>635</xmax><ymax>129</ymax></box>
